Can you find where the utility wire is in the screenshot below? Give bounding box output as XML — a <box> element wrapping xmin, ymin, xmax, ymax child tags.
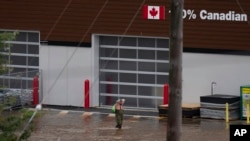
<box><xmin>236</xmin><ymin>0</ymin><xmax>250</xmax><ymax>26</ymax></box>
<box><xmin>44</xmin><ymin>0</ymin><xmax>73</xmax><ymax>41</ymax></box>
<box><xmin>79</xmin><ymin>0</ymin><xmax>147</xmax><ymax>106</ymax></box>
<box><xmin>18</xmin><ymin>0</ymin><xmax>146</xmax><ymax>139</ymax></box>
<box><xmin>15</xmin><ymin>0</ymin><xmax>81</xmax><ymax>138</ymax></box>
<box><xmin>41</xmin><ymin>0</ymin><xmax>110</xmax><ymax>103</ymax></box>
<box><xmin>40</xmin><ymin>0</ymin><xmax>146</xmax><ymax>106</ymax></box>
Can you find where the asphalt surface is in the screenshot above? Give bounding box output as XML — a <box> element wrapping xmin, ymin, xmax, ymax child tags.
<box><xmin>27</xmin><ymin>107</ymin><xmax>245</xmax><ymax>141</ymax></box>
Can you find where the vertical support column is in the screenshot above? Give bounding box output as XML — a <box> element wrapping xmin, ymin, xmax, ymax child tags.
<box><xmin>225</xmin><ymin>102</ymin><xmax>229</xmax><ymax>123</ymax></box>
<box><xmin>163</xmin><ymin>84</ymin><xmax>169</xmax><ymax>105</ymax></box>
<box><xmin>84</xmin><ymin>79</ymin><xmax>90</xmax><ymax>109</ymax></box>
<box><xmin>32</xmin><ymin>76</ymin><xmax>39</xmax><ymax>106</ymax></box>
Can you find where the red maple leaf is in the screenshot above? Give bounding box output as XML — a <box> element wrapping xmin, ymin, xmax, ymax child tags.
<box><xmin>150</xmin><ymin>7</ymin><xmax>158</xmax><ymax>17</ymax></box>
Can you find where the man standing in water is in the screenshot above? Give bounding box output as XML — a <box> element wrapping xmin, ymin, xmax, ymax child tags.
<box><xmin>115</xmin><ymin>98</ymin><xmax>125</xmax><ymax>129</ymax></box>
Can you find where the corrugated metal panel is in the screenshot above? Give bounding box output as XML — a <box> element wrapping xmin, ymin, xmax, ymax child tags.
<box><xmin>184</xmin><ymin>0</ymin><xmax>250</xmax><ymax>50</ymax></box>
<box><xmin>0</xmin><ymin>0</ymin><xmax>249</xmax><ymax>51</ymax></box>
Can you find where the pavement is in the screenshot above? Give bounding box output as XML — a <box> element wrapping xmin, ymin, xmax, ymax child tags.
<box><xmin>27</xmin><ymin>106</ymin><xmax>246</xmax><ymax>141</ymax></box>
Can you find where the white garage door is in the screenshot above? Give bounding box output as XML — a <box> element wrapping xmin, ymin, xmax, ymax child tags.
<box><xmin>98</xmin><ymin>35</ymin><xmax>169</xmax><ymax>109</ymax></box>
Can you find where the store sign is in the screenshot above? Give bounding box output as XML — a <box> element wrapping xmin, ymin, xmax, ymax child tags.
<box><xmin>166</xmin><ymin>9</ymin><xmax>248</xmax><ymax>22</ymax></box>
<box><xmin>182</xmin><ymin>9</ymin><xmax>248</xmax><ymax>22</ymax></box>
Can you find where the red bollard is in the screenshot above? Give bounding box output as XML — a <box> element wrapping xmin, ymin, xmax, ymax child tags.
<box><xmin>84</xmin><ymin>79</ymin><xmax>90</xmax><ymax>109</ymax></box>
<box><xmin>32</xmin><ymin>76</ymin><xmax>39</xmax><ymax>106</ymax></box>
<box><xmin>163</xmin><ymin>84</ymin><xmax>169</xmax><ymax>105</ymax></box>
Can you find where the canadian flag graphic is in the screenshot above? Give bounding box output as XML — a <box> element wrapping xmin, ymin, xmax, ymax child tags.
<box><xmin>143</xmin><ymin>5</ymin><xmax>165</xmax><ymax>20</ymax></box>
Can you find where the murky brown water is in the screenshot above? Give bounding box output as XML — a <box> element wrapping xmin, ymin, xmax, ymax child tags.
<box><xmin>27</xmin><ymin>109</ymin><xmax>244</xmax><ymax>141</ymax></box>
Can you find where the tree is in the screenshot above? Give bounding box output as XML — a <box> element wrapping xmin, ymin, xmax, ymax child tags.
<box><xmin>0</xmin><ymin>109</ymin><xmax>35</xmax><ymax>141</ymax></box>
<box><xmin>167</xmin><ymin>0</ymin><xmax>184</xmax><ymax>141</ymax></box>
<box><xmin>0</xmin><ymin>31</ymin><xmax>35</xmax><ymax>141</ymax></box>
<box><xmin>0</xmin><ymin>32</ymin><xmax>17</xmax><ymax>74</ymax></box>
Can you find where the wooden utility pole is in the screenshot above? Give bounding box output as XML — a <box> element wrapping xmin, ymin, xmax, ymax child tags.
<box><xmin>167</xmin><ymin>0</ymin><xmax>183</xmax><ymax>141</ymax></box>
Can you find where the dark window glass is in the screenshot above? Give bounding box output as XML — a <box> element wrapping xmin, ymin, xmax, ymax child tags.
<box><xmin>157</xmin><ymin>51</ymin><xmax>169</xmax><ymax>60</ymax></box>
<box><xmin>120</xmin><ymin>49</ymin><xmax>136</xmax><ymax>59</ymax></box>
<box><xmin>157</xmin><ymin>39</ymin><xmax>169</xmax><ymax>48</ymax></box>
<box><xmin>11</xmin><ymin>56</ymin><xmax>26</xmax><ymax>65</ymax></box>
<box><xmin>28</xmin><ymin>57</ymin><xmax>39</xmax><ymax>66</ymax></box>
<box><xmin>11</xmin><ymin>44</ymin><xmax>27</xmax><ymax>53</ymax></box>
<box><xmin>100</xmin><ymin>60</ymin><xmax>118</xmax><ymax>70</ymax></box>
<box><xmin>10</xmin><ymin>68</ymin><xmax>26</xmax><ymax>74</ymax></box>
<box><xmin>100</xmin><ymin>95</ymin><xmax>119</xmax><ymax>106</ymax></box>
<box><xmin>138</xmin><ymin>86</ymin><xmax>154</xmax><ymax>96</ymax></box>
<box><xmin>100</xmin><ymin>84</ymin><xmax>118</xmax><ymax>94</ymax></box>
<box><xmin>120</xmin><ymin>61</ymin><xmax>136</xmax><ymax>71</ymax></box>
<box><xmin>100</xmin><ymin>48</ymin><xmax>118</xmax><ymax>58</ymax></box>
<box><xmin>138</xmin><ymin>38</ymin><xmax>155</xmax><ymax>47</ymax></box>
<box><xmin>15</xmin><ymin>32</ymin><xmax>27</xmax><ymax>42</ymax></box>
<box><xmin>99</xmin><ymin>72</ymin><xmax>119</xmax><ymax>82</ymax></box>
<box><xmin>119</xmin><ymin>37</ymin><xmax>136</xmax><ymax>46</ymax></box>
<box><xmin>138</xmin><ymin>62</ymin><xmax>155</xmax><ymax>72</ymax></box>
<box><xmin>28</xmin><ymin>32</ymin><xmax>39</xmax><ymax>42</ymax></box>
<box><xmin>138</xmin><ymin>74</ymin><xmax>155</xmax><ymax>84</ymax></box>
<box><xmin>138</xmin><ymin>98</ymin><xmax>155</xmax><ymax>108</ymax></box>
<box><xmin>157</xmin><ymin>63</ymin><xmax>169</xmax><ymax>72</ymax></box>
<box><xmin>157</xmin><ymin>75</ymin><xmax>169</xmax><ymax>84</ymax></box>
<box><xmin>100</xmin><ymin>36</ymin><xmax>118</xmax><ymax>45</ymax></box>
<box><xmin>120</xmin><ymin>85</ymin><xmax>136</xmax><ymax>95</ymax></box>
<box><xmin>27</xmin><ymin>69</ymin><xmax>39</xmax><ymax>77</ymax></box>
<box><xmin>120</xmin><ymin>73</ymin><xmax>136</xmax><ymax>83</ymax></box>
<box><xmin>138</xmin><ymin>50</ymin><xmax>155</xmax><ymax>59</ymax></box>
<box><xmin>28</xmin><ymin>45</ymin><xmax>39</xmax><ymax>54</ymax></box>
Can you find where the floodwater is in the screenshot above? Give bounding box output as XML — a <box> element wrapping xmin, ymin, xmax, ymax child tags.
<box><xmin>27</xmin><ymin>108</ymin><xmax>244</xmax><ymax>141</ymax></box>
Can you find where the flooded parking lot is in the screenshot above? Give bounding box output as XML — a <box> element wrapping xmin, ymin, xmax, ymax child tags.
<box><xmin>27</xmin><ymin>108</ymin><xmax>245</xmax><ymax>141</ymax></box>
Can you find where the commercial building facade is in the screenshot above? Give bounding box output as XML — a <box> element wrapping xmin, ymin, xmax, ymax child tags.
<box><xmin>0</xmin><ymin>0</ymin><xmax>249</xmax><ymax>110</ymax></box>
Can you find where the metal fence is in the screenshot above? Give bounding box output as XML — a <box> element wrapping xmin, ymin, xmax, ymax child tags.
<box><xmin>0</xmin><ymin>70</ymin><xmax>40</xmax><ymax>109</ymax></box>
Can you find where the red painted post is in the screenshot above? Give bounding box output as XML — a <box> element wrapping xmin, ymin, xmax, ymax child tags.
<box><xmin>84</xmin><ymin>79</ymin><xmax>90</xmax><ymax>109</ymax></box>
<box><xmin>32</xmin><ymin>76</ymin><xmax>39</xmax><ymax>106</ymax></box>
<box><xmin>163</xmin><ymin>84</ymin><xmax>169</xmax><ymax>105</ymax></box>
